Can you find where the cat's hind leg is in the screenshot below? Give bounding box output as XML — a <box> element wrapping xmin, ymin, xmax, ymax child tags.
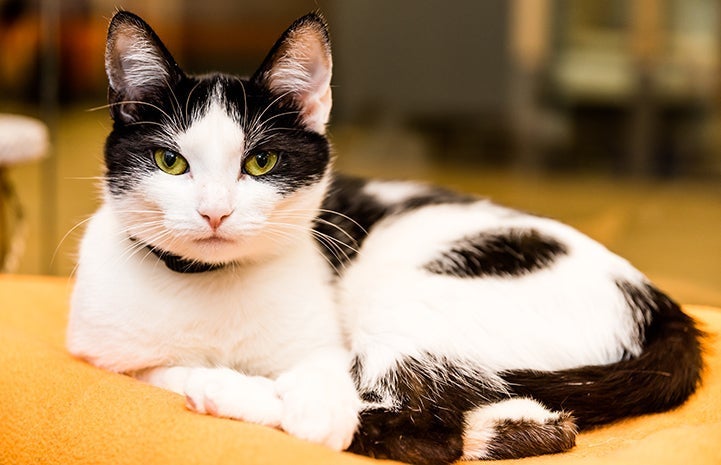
<box><xmin>462</xmin><ymin>397</ymin><xmax>577</xmax><ymax>460</ymax></box>
<box><xmin>348</xmin><ymin>406</ymin><xmax>466</xmax><ymax>465</ymax></box>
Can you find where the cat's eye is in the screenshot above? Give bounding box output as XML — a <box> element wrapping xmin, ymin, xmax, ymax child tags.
<box><xmin>153</xmin><ymin>149</ymin><xmax>189</xmax><ymax>176</ymax></box>
<box><xmin>244</xmin><ymin>151</ymin><xmax>279</xmax><ymax>177</ymax></box>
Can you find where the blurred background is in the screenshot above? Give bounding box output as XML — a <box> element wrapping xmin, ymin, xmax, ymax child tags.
<box><xmin>0</xmin><ymin>0</ymin><xmax>720</xmax><ymax>305</ymax></box>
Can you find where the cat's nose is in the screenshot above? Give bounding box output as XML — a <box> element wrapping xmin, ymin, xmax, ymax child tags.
<box><xmin>198</xmin><ymin>209</ymin><xmax>232</xmax><ymax>230</ymax></box>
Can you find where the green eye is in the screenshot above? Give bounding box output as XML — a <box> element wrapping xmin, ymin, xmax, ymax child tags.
<box><xmin>153</xmin><ymin>149</ymin><xmax>188</xmax><ymax>175</ymax></box>
<box><xmin>244</xmin><ymin>151</ymin><xmax>279</xmax><ymax>176</ymax></box>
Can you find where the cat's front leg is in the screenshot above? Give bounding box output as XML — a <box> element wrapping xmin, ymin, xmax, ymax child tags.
<box><xmin>136</xmin><ymin>366</ymin><xmax>283</xmax><ymax>428</ymax></box>
<box><xmin>276</xmin><ymin>349</ymin><xmax>361</xmax><ymax>451</ymax></box>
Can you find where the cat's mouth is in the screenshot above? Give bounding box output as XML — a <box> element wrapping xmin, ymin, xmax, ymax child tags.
<box><xmin>193</xmin><ymin>235</ymin><xmax>234</xmax><ymax>246</ymax></box>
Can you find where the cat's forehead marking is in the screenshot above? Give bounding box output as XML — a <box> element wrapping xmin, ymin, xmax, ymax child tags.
<box><xmin>175</xmin><ymin>87</ymin><xmax>244</xmax><ymax>170</ymax></box>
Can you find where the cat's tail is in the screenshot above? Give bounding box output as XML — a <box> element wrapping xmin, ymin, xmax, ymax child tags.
<box><xmin>501</xmin><ymin>280</ymin><xmax>704</xmax><ymax>430</ymax></box>
<box><xmin>347</xmin><ymin>281</ymin><xmax>703</xmax><ymax>465</ymax></box>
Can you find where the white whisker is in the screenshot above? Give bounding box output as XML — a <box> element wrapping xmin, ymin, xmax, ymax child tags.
<box><xmin>53</xmin><ymin>216</ymin><xmax>95</xmax><ymax>266</ymax></box>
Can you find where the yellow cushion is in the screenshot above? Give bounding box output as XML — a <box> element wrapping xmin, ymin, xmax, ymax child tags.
<box><xmin>1</xmin><ymin>274</ymin><xmax>720</xmax><ymax>464</ymax></box>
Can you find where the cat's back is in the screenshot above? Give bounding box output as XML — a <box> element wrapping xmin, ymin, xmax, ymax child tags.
<box><xmin>316</xmin><ymin>173</ymin><xmax>636</xmax><ymax>280</ymax></box>
<box><xmin>318</xmin><ymin>174</ymin><xmax>648</xmax><ymax>375</ymax></box>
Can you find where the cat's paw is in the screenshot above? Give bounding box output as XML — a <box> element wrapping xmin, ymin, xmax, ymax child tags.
<box><xmin>276</xmin><ymin>369</ymin><xmax>360</xmax><ymax>451</ymax></box>
<box><xmin>183</xmin><ymin>367</ymin><xmax>283</xmax><ymax>428</ymax></box>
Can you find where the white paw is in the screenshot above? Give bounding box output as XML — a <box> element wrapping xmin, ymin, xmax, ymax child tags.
<box><xmin>183</xmin><ymin>367</ymin><xmax>283</xmax><ymax>428</ymax></box>
<box><xmin>276</xmin><ymin>370</ymin><xmax>360</xmax><ymax>451</ymax></box>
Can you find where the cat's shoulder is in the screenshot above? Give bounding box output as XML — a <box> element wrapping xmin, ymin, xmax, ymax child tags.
<box><xmin>326</xmin><ymin>173</ymin><xmax>477</xmax><ymax>208</ymax></box>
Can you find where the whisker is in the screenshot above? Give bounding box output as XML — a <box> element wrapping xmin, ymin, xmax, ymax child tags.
<box><xmin>87</xmin><ymin>100</ymin><xmax>174</xmax><ymax>123</ymax></box>
<box><xmin>262</xmin><ymin>226</ymin><xmax>343</xmax><ymax>275</ymax></box>
<box><xmin>52</xmin><ymin>216</ymin><xmax>94</xmax><ymax>266</ymax></box>
<box><xmin>185</xmin><ymin>80</ymin><xmax>204</xmax><ymax>126</ymax></box>
<box><xmin>118</xmin><ymin>228</ymin><xmax>175</xmax><ymax>265</ymax></box>
<box><xmin>279</xmin><ymin>207</ymin><xmax>368</xmax><ymax>236</ymax></box>
<box><xmin>64</xmin><ymin>176</ymin><xmax>105</xmax><ymax>181</ymax></box>
<box><xmin>162</xmin><ymin>76</ymin><xmax>184</xmax><ymax>130</ymax></box>
<box><xmin>264</xmin><ymin>220</ymin><xmax>357</xmax><ymax>272</ymax></box>
<box><xmin>252</xmin><ymin>89</ymin><xmax>295</xmax><ymax>129</ymax></box>
<box><xmin>239</xmin><ymin>79</ymin><xmax>248</xmax><ymax>129</ymax></box>
<box><xmin>273</xmin><ymin>213</ymin><xmax>360</xmax><ymax>247</ymax></box>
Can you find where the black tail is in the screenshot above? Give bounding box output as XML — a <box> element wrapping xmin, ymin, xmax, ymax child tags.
<box><xmin>502</xmin><ymin>281</ymin><xmax>704</xmax><ymax>430</ymax></box>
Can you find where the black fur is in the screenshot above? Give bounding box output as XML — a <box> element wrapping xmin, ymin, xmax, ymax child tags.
<box><xmin>314</xmin><ymin>174</ymin><xmax>475</xmax><ymax>271</ymax></box>
<box><xmin>348</xmin><ymin>281</ymin><xmax>702</xmax><ymax>465</ymax></box>
<box><xmin>104</xmin><ymin>12</ymin><xmax>330</xmax><ymax>198</ymax></box>
<box><xmin>483</xmin><ymin>414</ymin><xmax>577</xmax><ymax>460</ymax></box>
<box><xmin>313</xmin><ymin>175</ymin><xmax>390</xmax><ymax>269</ymax></box>
<box><xmin>105</xmin><ymin>73</ymin><xmax>330</xmax><ymax>197</ymax></box>
<box><xmin>104</xmin><ymin>12</ymin><xmax>705</xmax><ymax>465</ymax></box>
<box><xmin>424</xmin><ymin>229</ymin><xmax>568</xmax><ymax>278</ymax></box>
<box><xmin>105</xmin><ymin>11</ymin><xmax>185</xmax><ymax>125</ymax></box>
<box><xmin>349</xmin><ymin>353</ymin><xmax>578</xmax><ymax>465</ymax></box>
<box><xmin>501</xmin><ymin>281</ymin><xmax>703</xmax><ymax>430</ymax></box>
<box><xmin>349</xmin><ymin>354</ymin><xmax>507</xmax><ymax>465</ymax></box>
<box><xmin>104</xmin><ymin>76</ymin><xmax>214</xmax><ymax>195</ymax></box>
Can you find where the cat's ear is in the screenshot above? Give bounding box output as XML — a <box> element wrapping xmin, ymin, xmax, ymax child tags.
<box><xmin>252</xmin><ymin>13</ymin><xmax>333</xmax><ymax>134</ymax></box>
<box><xmin>105</xmin><ymin>11</ymin><xmax>184</xmax><ymax>123</ymax></box>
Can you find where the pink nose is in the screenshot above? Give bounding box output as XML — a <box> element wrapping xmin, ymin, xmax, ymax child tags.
<box><xmin>199</xmin><ymin>210</ymin><xmax>232</xmax><ymax>230</ymax></box>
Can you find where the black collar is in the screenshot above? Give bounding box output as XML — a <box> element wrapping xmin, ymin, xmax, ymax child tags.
<box><xmin>131</xmin><ymin>237</ymin><xmax>226</xmax><ymax>274</ymax></box>
<box><xmin>147</xmin><ymin>246</ymin><xmax>226</xmax><ymax>273</ymax></box>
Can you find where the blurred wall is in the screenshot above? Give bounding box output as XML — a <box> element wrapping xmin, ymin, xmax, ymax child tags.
<box><xmin>0</xmin><ymin>0</ymin><xmax>720</xmax><ymax>276</ymax></box>
<box><xmin>330</xmin><ymin>0</ymin><xmax>511</xmax><ymax>122</ymax></box>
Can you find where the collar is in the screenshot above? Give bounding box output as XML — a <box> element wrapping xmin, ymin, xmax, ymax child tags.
<box><xmin>147</xmin><ymin>246</ymin><xmax>226</xmax><ymax>274</ymax></box>
<box><xmin>131</xmin><ymin>237</ymin><xmax>226</xmax><ymax>274</ymax></box>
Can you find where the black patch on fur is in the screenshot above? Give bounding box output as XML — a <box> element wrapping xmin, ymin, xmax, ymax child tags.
<box><xmin>349</xmin><ymin>282</ymin><xmax>703</xmax><ymax>464</ymax></box>
<box><xmin>313</xmin><ymin>174</ymin><xmax>475</xmax><ymax>272</ymax></box>
<box><xmin>104</xmin><ymin>76</ymin><xmax>216</xmax><ymax>195</ymax></box>
<box><xmin>483</xmin><ymin>413</ymin><xmax>577</xmax><ymax>460</ymax></box>
<box><xmin>104</xmin><ymin>14</ymin><xmax>330</xmax><ymax>197</ymax></box>
<box><xmin>313</xmin><ymin>175</ymin><xmax>389</xmax><ymax>269</ymax></box>
<box><xmin>501</xmin><ymin>281</ymin><xmax>704</xmax><ymax>430</ymax></box>
<box><xmin>220</xmin><ymin>75</ymin><xmax>331</xmax><ymax>194</ymax></box>
<box><xmin>104</xmin><ymin>72</ymin><xmax>330</xmax><ymax>197</ymax></box>
<box><xmin>424</xmin><ymin>229</ymin><xmax>568</xmax><ymax>278</ymax></box>
<box><xmin>349</xmin><ymin>409</ymin><xmax>464</xmax><ymax>465</ymax></box>
<box><xmin>105</xmin><ymin>11</ymin><xmax>186</xmax><ymax>125</ymax></box>
<box><xmin>349</xmin><ymin>354</ymin><xmax>507</xmax><ymax>465</ymax></box>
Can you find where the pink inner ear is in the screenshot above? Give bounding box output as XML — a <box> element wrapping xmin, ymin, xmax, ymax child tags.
<box><xmin>301</xmin><ymin>80</ymin><xmax>332</xmax><ymax>134</ymax></box>
<box><xmin>106</xmin><ymin>23</ymin><xmax>171</xmax><ymax>98</ymax></box>
<box><xmin>266</xmin><ymin>26</ymin><xmax>333</xmax><ymax>134</ymax></box>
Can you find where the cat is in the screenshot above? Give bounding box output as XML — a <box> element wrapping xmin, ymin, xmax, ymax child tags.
<box><xmin>66</xmin><ymin>11</ymin><xmax>703</xmax><ymax>465</ymax></box>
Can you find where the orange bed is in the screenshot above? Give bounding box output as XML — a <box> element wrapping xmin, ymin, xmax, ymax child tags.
<box><xmin>1</xmin><ymin>274</ymin><xmax>720</xmax><ymax>465</ymax></box>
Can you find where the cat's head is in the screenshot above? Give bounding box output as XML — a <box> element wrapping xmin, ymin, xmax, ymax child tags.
<box><xmin>103</xmin><ymin>11</ymin><xmax>333</xmax><ymax>266</ymax></box>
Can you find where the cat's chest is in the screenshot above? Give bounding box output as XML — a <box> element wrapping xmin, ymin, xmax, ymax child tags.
<box><xmin>125</xmin><ymin>264</ymin><xmax>334</xmax><ymax>376</ymax></box>
<box><xmin>69</xmin><ymin>208</ymin><xmax>339</xmax><ymax>376</ymax></box>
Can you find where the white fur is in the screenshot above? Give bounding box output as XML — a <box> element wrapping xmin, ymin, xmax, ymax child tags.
<box><xmin>339</xmin><ymin>187</ymin><xmax>648</xmax><ymax>400</ymax></box>
<box><xmin>68</xmin><ymin>102</ymin><xmax>359</xmax><ymax>451</ymax></box>
<box><xmin>72</xmin><ymin>17</ymin><xmax>657</xmax><ymax>455</ymax></box>
<box><xmin>68</xmin><ymin>99</ymin><xmax>651</xmax><ymax>455</ymax></box>
<box><xmin>111</xmin><ymin>98</ymin><xmax>325</xmax><ymax>265</ymax></box>
<box><xmin>362</xmin><ymin>180</ymin><xmax>429</xmax><ymax>204</ymax></box>
<box><xmin>106</xmin><ymin>26</ymin><xmax>169</xmax><ymax>97</ymax></box>
<box><xmin>265</xmin><ymin>25</ymin><xmax>332</xmax><ymax>134</ymax></box>
<box><xmin>137</xmin><ymin>366</ymin><xmax>283</xmax><ymax>427</ymax></box>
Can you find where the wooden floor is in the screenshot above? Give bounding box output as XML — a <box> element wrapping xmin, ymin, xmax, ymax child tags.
<box><xmin>6</xmin><ymin>106</ymin><xmax>721</xmax><ymax>307</ymax></box>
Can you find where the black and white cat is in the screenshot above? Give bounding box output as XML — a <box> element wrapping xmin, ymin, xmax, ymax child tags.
<box><xmin>67</xmin><ymin>11</ymin><xmax>703</xmax><ymax>465</ymax></box>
